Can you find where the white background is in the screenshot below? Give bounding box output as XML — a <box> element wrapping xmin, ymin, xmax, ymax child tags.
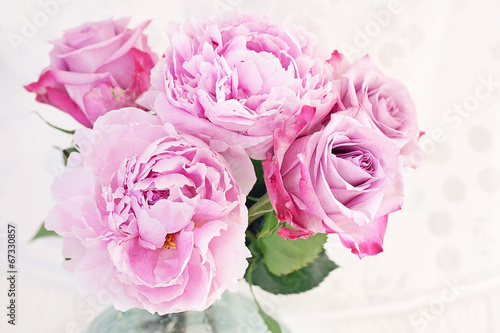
<box><xmin>1</xmin><ymin>0</ymin><xmax>500</xmax><ymax>332</ymax></box>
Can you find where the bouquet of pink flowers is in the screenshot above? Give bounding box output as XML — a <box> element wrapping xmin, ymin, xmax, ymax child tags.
<box><xmin>27</xmin><ymin>13</ymin><xmax>422</xmax><ymax>332</ymax></box>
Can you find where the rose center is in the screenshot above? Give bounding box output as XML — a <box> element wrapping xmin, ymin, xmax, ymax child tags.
<box><xmin>386</xmin><ymin>98</ymin><xmax>399</xmax><ymax>118</ymax></box>
<box><xmin>332</xmin><ymin>147</ymin><xmax>375</xmax><ymax>174</ymax></box>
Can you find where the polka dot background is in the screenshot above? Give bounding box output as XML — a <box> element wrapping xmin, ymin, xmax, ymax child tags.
<box><xmin>1</xmin><ymin>0</ymin><xmax>499</xmax><ymax>332</ymax></box>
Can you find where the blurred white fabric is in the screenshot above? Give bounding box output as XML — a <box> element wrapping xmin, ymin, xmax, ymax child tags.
<box><xmin>1</xmin><ymin>0</ymin><xmax>499</xmax><ymax>332</ymax></box>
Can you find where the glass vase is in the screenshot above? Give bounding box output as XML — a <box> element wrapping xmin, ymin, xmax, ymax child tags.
<box><xmin>85</xmin><ymin>291</ymin><xmax>291</xmax><ymax>333</ymax></box>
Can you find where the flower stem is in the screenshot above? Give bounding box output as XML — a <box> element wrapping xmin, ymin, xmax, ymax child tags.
<box><xmin>247</xmin><ymin>193</ymin><xmax>274</xmax><ymax>225</ymax></box>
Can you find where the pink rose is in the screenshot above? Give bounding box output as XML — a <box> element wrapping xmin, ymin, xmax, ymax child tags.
<box><xmin>141</xmin><ymin>14</ymin><xmax>336</xmax><ymax>160</ymax></box>
<box><xmin>329</xmin><ymin>52</ymin><xmax>423</xmax><ymax>167</ymax></box>
<box><xmin>45</xmin><ymin>108</ymin><xmax>252</xmax><ymax>314</ymax></box>
<box><xmin>263</xmin><ymin>107</ymin><xmax>404</xmax><ymax>258</ymax></box>
<box><xmin>25</xmin><ymin>18</ymin><xmax>158</xmax><ymax>127</ymax></box>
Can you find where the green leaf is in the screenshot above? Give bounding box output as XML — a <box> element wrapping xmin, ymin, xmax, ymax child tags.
<box><xmin>256</xmin><ymin>209</ymin><xmax>280</xmax><ymax>240</ymax></box>
<box><xmin>32</xmin><ymin>111</ymin><xmax>76</xmax><ymax>134</ymax></box>
<box><xmin>258</xmin><ymin>212</ymin><xmax>327</xmax><ymax>276</ymax></box>
<box><xmin>251</xmin><ymin>251</ymin><xmax>337</xmax><ymax>295</ymax></box>
<box><xmin>257</xmin><ymin>305</ymin><xmax>281</xmax><ymax>333</ymax></box>
<box><xmin>62</xmin><ymin>147</ymin><xmax>78</xmax><ymax>165</ymax></box>
<box><xmin>31</xmin><ymin>223</ymin><xmax>59</xmax><ymax>242</ymax></box>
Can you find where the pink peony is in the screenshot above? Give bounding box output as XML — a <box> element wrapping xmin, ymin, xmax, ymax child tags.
<box><xmin>263</xmin><ymin>107</ymin><xmax>404</xmax><ymax>258</ymax></box>
<box><xmin>25</xmin><ymin>18</ymin><xmax>158</xmax><ymax>127</ymax></box>
<box><xmin>45</xmin><ymin>108</ymin><xmax>253</xmax><ymax>314</ymax></box>
<box><xmin>141</xmin><ymin>13</ymin><xmax>336</xmax><ymax>160</ymax></box>
<box><xmin>329</xmin><ymin>52</ymin><xmax>423</xmax><ymax>168</ymax></box>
